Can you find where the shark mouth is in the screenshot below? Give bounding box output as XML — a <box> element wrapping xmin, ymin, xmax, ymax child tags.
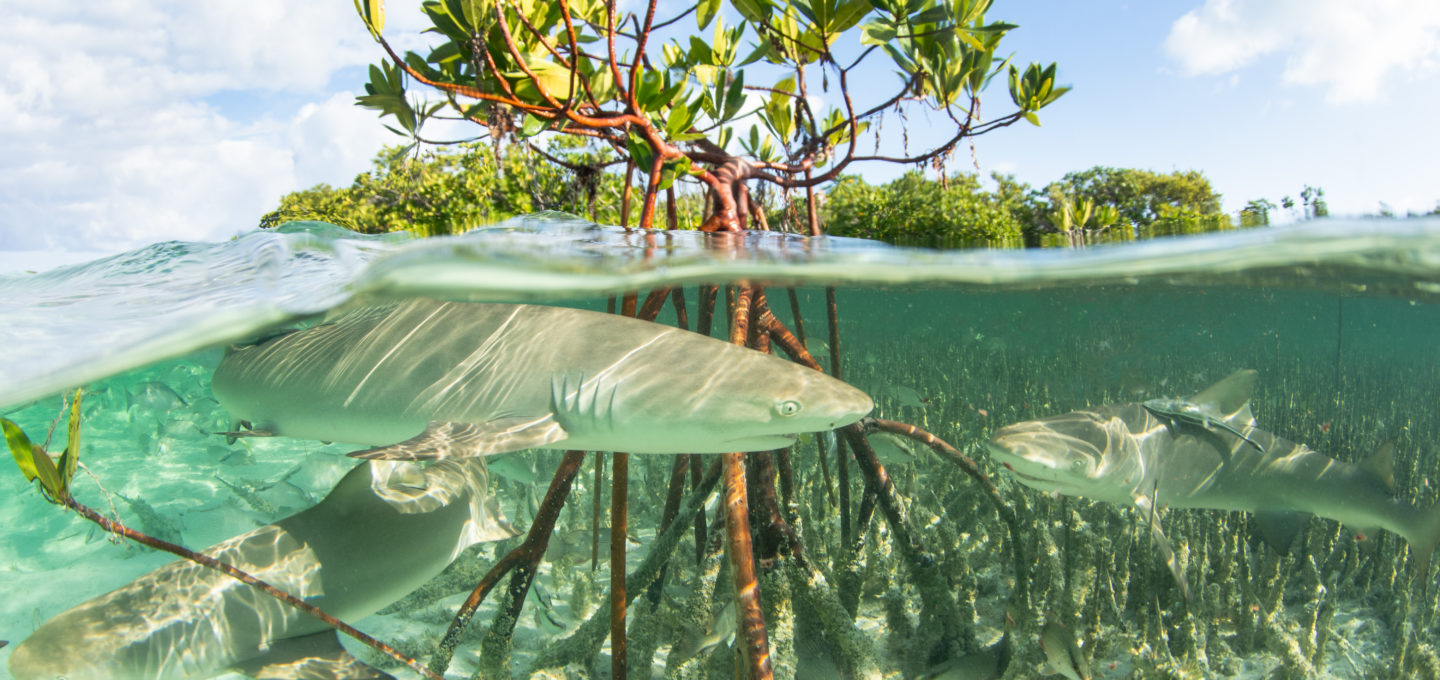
<box><xmin>1000</xmin><ymin>462</ymin><xmax>1053</xmax><ymax>484</ymax></box>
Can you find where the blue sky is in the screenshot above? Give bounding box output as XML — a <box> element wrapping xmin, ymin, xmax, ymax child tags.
<box><xmin>2</xmin><ymin>0</ymin><xmax>1437</xmax><ymax>255</ymax></box>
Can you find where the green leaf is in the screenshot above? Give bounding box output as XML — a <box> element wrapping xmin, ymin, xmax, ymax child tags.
<box><xmin>354</xmin><ymin>0</ymin><xmax>385</xmax><ymax>37</ymax></box>
<box><xmin>626</xmin><ymin>131</ymin><xmax>655</xmax><ymax>173</ymax></box>
<box><xmin>3</xmin><ymin>419</ymin><xmax>61</xmax><ymax>500</ymax></box>
<box><xmin>829</xmin><ymin>0</ymin><xmax>871</xmax><ymax>33</ymax></box>
<box><xmin>732</xmin><ymin>0</ymin><xmax>772</xmax><ymax>23</ymax></box>
<box><xmin>697</xmin><ymin>0</ymin><xmax>723</xmax><ymax>29</ymax></box>
<box><xmin>519</xmin><ymin>113</ymin><xmax>549</xmax><ymax>138</ymax></box>
<box><xmin>666</xmin><ymin>101</ymin><xmax>695</xmax><ymax>138</ymax></box>
<box><xmin>722</xmin><ymin>70</ymin><xmax>746</xmax><ymax>121</ymax></box>
<box><xmin>656</xmin><ymin>155</ymin><xmax>692</xmax><ymax>191</ymax></box>
<box><xmin>1023</xmin><ymin>111</ymin><xmax>1041</xmax><ymax>126</ymax></box>
<box><xmin>57</xmin><ymin>388</ymin><xmax>81</xmax><ymax>498</ymax></box>
<box><xmin>507</xmin><ymin>56</ymin><xmax>575</xmax><ymax>103</ymax></box>
<box><xmin>860</xmin><ymin>20</ymin><xmax>896</xmax><ymax>46</ymax></box>
<box><xmin>32</xmin><ymin>443</ymin><xmax>62</xmax><ymax>499</ymax></box>
<box><xmin>3</xmin><ymin>419</ymin><xmax>40</xmax><ymax>484</ymax></box>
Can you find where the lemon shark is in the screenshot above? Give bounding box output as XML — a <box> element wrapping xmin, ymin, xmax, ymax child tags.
<box><xmin>988</xmin><ymin>369</ymin><xmax>1440</xmax><ymax>593</ymax></box>
<box><xmin>212</xmin><ymin>299</ymin><xmax>873</xmax><ymax>460</ymax></box>
<box><xmin>8</xmin><ymin>458</ymin><xmax>519</xmax><ymax>680</ymax></box>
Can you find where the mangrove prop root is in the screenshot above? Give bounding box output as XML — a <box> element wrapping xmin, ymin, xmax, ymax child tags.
<box><xmin>61</xmin><ymin>496</ymin><xmax>440</xmax><ymax>680</ymax></box>
<box><xmin>785</xmin><ymin>287</ymin><xmax>807</xmax><ymax>348</ymax></box>
<box><xmin>787</xmin><ymin>560</ymin><xmax>882</xmax><ymax>680</ymax></box>
<box><xmin>698</xmin><ymin>284</ymin><xmax>718</xmax><ymax>337</ymax></box>
<box><xmin>670</xmin><ymin>287</ymin><xmax>690</xmax><ymax>330</ymax></box>
<box><xmin>843</xmin><ymin>425</ymin><xmax>970</xmax><ymax>656</ymax></box>
<box><xmin>724</xmin><ymin>451</ymin><xmax>775</xmax><ymax>679</ymax></box>
<box><xmin>638</xmin><ymin>287</ymin><xmax>672</xmax><ymax>322</ymax></box>
<box><xmin>861</xmin><ymin>417</ymin><xmax>1031</xmax><ymax>605</ymax></box>
<box><xmin>725</xmin><ymin>283</ymin><xmax>775</xmax><ymax>680</ymax></box>
<box><xmin>691</xmin><ymin>454</ymin><xmax>708</xmax><ymax>567</ymax></box>
<box><xmin>592</xmin><ymin>451</ymin><xmax>606</xmax><ymax>571</ymax></box>
<box><xmin>648</xmin><ymin>454</ymin><xmax>693</xmax><ymax>604</ymax></box>
<box><xmin>746</xmin><ymin>449</ymin><xmax>801</xmax><ymax>562</ymax></box>
<box><xmin>430</xmin><ymin>449</ymin><xmax>587</xmax><ymax>676</ymax></box>
<box><xmin>826</xmin><ymin>287</ymin><xmax>853</xmax><ymax>550</ymax></box>
<box><xmin>611</xmin><ymin>451</ymin><xmax>630</xmax><ymax>680</ymax></box>
<box><xmin>530</xmin><ymin>458</ymin><xmax>722</xmax><ymax>673</ymax></box>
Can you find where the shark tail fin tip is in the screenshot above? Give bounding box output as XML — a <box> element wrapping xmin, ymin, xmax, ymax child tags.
<box><xmin>1411</xmin><ymin>501</ymin><xmax>1440</xmax><ymax>588</ymax></box>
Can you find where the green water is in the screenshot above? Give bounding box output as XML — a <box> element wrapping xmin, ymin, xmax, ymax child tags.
<box><xmin>3</xmin><ymin>218</ymin><xmax>1440</xmax><ymax>679</ymax></box>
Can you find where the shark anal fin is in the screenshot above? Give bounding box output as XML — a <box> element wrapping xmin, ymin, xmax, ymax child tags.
<box><xmin>1254</xmin><ymin>509</ymin><xmax>1309</xmax><ymax>553</ymax></box>
<box><xmin>349</xmin><ymin>418</ymin><xmax>567</xmax><ymax>460</ymax></box>
<box><xmin>233</xmin><ymin>631</ymin><xmax>396</xmax><ymax>679</ymax></box>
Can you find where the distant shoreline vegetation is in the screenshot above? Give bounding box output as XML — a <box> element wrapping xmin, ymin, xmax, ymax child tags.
<box><xmin>261</xmin><ymin>142</ymin><xmax>1434</xmax><ymax>249</ymax></box>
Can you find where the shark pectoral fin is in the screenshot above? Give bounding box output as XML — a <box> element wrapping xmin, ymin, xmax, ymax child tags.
<box><xmin>349</xmin><ymin>418</ymin><xmax>568</xmax><ymax>461</ymax></box>
<box><xmin>1254</xmin><ymin>509</ymin><xmax>1309</xmax><ymax>553</ymax></box>
<box><xmin>1133</xmin><ymin>495</ymin><xmax>1191</xmax><ymax>603</ymax></box>
<box><xmin>233</xmin><ymin>631</ymin><xmax>395</xmax><ymax>679</ymax></box>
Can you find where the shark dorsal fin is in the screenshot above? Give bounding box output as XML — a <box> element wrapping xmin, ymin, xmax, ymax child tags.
<box><xmin>1362</xmin><ymin>441</ymin><xmax>1397</xmax><ymax>493</ymax></box>
<box><xmin>1187</xmin><ymin>369</ymin><xmax>1258</xmax><ymax>428</ymax></box>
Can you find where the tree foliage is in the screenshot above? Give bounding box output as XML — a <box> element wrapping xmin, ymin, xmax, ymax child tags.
<box><xmin>1046</xmin><ymin>166</ymin><xmax>1223</xmax><ymax>228</ymax></box>
<box><xmin>261</xmin><ymin>141</ymin><xmax>638</xmax><ymax>236</ymax></box>
<box><xmin>822</xmin><ymin>172</ymin><xmax>1022</xmax><ymax>247</ymax></box>
<box><xmin>351</xmin><ymin>0</ymin><xmax>1067</xmax><ymax>232</ymax></box>
<box><xmin>263</xmin><ymin>143</ymin><xmax>1262</xmax><ymax>249</ymax></box>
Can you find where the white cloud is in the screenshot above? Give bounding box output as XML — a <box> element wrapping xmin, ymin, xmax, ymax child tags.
<box><xmin>1165</xmin><ymin>0</ymin><xmax>1440</xmax><ymax>103</ymax></box>
<box><xmin>0</xmin><ymin>1</ymin><xmax>436</xmax><ymax>252</ymax></box>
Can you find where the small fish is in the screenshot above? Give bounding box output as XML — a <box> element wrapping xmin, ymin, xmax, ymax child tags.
<box><xmin>487</xmin><ymin>452</ymin><xmax>539</xmax><ymax>485</ymax></box>
<box><xmin>868</xmin><ymin>431</ymin><xmax>920</xmax><ymax>466</ymax></box>
<box><xmin>920</xmin><ymin>650</ymin><xmax>1003</xmax><ymax>680</ymax></box>
<box><xmin>1038</xmin><ymin>616</ymin><xmax>1090</xmax><ymax>680</ymax></box>
<box><xmin>671</xmin><ymin>599</ymin><xmax>737</xmax><ymax>661</ymax></box>
<box><xmin>126</xmin><ymin>381</ymin><xmax>187</xmax><ymax>413</ymax></box>
<box><xmin>114</xmin><ymin>492</ymin><xmax>185</xmax><ymax>547</ymax></box>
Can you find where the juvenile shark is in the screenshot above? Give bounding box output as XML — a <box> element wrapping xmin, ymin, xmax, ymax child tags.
<box><xmin>988</xmin><ymin>369</ymin><xmax>1440</xmax><ymax>585</ymax></box>
<box><xmin>8</xmin><ymin>458</ymin><xmax>518</xmax><ymax>680</ymax></box>
<box><xmin>212</xmin><ymin>299</ymin><xmax>873</xmax><ymax>460</ymax></box>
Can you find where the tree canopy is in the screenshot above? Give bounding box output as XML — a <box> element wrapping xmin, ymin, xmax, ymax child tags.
<box><xmin>351</xmin><ymin>0</ymin><xmax>1068</xmax><ymax>233</ymax></box>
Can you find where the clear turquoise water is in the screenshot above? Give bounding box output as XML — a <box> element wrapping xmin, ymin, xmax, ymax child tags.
<box><xmin>2</xmin><ymin>215</ymin><xmax>1439</xmax><ymax>679</ymax></box>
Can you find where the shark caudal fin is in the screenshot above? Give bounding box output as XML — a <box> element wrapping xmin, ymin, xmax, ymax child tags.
<box><xmin>1411</xmin><ymin>500</ymin><xmax>1440</xmax><ymax>587</ymax></box>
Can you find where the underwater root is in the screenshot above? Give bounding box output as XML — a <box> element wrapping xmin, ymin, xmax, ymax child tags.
<box><xmin>429</xmin><ymin>449</ymin><xmax>588</xmax><ymax>676</ymax></box>
<box><xmin>860</xmin><ymin>417</ymin><xmax>1032</xmax><ymax>606</ymax></box>
<box><xmin>529</xmin><ymin>456</ymin><xmax>723</xmax><ymax>674</ymax></box>
<box><xmin>63</xmin><ymin>493</ymin><xmax>440</xmax><ymax>679</ymax></box>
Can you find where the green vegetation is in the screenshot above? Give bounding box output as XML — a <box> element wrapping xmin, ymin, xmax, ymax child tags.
<box><xmin>264</xmin><ymin>141</ymin><xmax>1275</xmax><ymax>247</ymax></box>
<box><xmin>821</xmin><ymin>172</ymin><xmax>1023</xmax><ymax>247</ymax></box>
<box><xmin>349</xmin><ymin>0</ymin><xmax>1066</xmax><ymax>232</ymax></box>
<box><xmin>261</xmin><ymin>141</ymin><xmax>634</xmax><ymax>236</ymax></box>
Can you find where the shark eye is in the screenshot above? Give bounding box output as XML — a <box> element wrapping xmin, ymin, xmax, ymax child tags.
<box><xmin>776</xmin><ymin>400</ymin><xmax>803</xmax><ymax>417</ymax></box>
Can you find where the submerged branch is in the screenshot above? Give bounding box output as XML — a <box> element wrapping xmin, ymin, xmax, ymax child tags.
<box><xmin>61</xmin><ymin>495</ymin><xmax>440</xmax><ymax>680</ymax></box>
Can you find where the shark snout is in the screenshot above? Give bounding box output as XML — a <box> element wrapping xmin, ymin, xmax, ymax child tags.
<box><xmin>829</xmin><ymin>386</ymin><xmax>874</xmax><ymax>428</ymax></box>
